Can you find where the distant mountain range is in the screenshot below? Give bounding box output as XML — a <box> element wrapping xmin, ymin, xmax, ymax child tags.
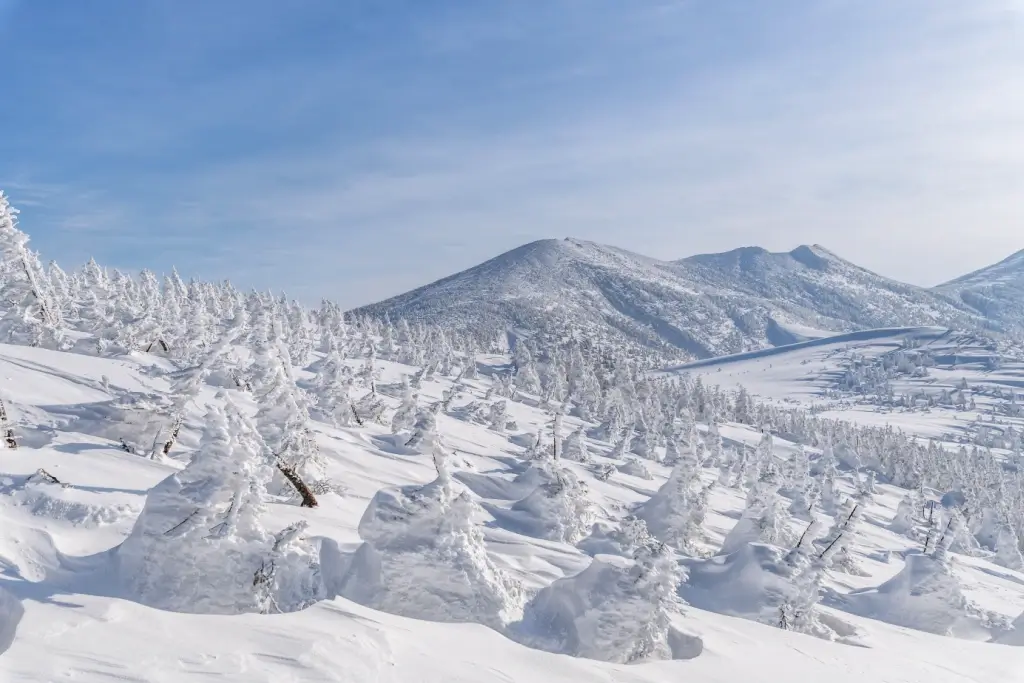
<box><xmin>354</xmin><ymin>238</ymin><xmax>1023</xmax><ymax>360</ymax></box>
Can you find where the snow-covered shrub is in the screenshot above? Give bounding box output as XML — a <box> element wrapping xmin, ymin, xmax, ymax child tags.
<box><xmin>339</xmin><ymin>442</ymin><xmax>524</xmax><ymax>630</ymax></box>
<box><xmin>1</xmin><ymin>474</ymin><xmax>140</xmax><ymax>528</ymax></box>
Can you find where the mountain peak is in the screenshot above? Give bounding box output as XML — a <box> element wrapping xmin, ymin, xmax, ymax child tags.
<box><xmin>788</xmin><ymin>244</ymin><xmax>835</xmax><ymax>270</ymax></box>
<box><xmin>356</xmin><ymin>237</ymin><xmax>986</xmax><ymax>361</ymax></box>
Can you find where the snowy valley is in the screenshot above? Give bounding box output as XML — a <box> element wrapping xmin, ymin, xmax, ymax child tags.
<box><xmin>3</xmin><ymin>192</ymin><xmax>1024</xmax><ymax>681</ymax></box>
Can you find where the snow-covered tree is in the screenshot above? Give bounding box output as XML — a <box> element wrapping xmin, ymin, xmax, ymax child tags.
<box><xmin>521</xmin><ymin>537</ymin><xmax>695</xmax><ymax>663</ymax></box>
<box><xmin>405</xmin><ymin>402</ymin><xmax>441</xmax><ymax>453</ymax></box>
<box><xmin>560</xmin><ymin>425</ymin><xmax>591</xmax><ymax>463</ymax></box>
<box><xmin>818</xmin><ymin>499</ymin><xmax>867</xmax><ymax>575</ymax></box>
<box><xmin>339</xmin><ymin>440</ymin><xmax>524</xmax><ymax>630</ymax></box>
<box><xmin>636</xmin><ymin>458</ymin><xmax>705</xmax><ymax>554</ymax></box>
<box><xmin>720</xmin><ymin>468</ymin><xmax>790</xmax><ymax>555</ymax></box>
<box><xmin>488</xmin><ymin>400</ymin><xmax>509</xmax><ymax>433</ymax></box>
<box><xmin>0</xmin><ymin>192</ymin><xmax>64</xmax><ymax>348</ymax></box>
<box><xmin>994</xmin><ymin>523</ymin><xmax>1024</xmax><ymax>571</ymax></box>
<box><xmin>313</xmin><ymin>339</ymin><xmax>356</xmax><ymax>427</ymax></box>
<box><xmin>510</xmin><ymin>462</ymin><xmax>594</xmax><ymax>544</ymax></box>
<box><xmin>116</xmin><ymin>395</ymin><xmax>322</xmax><ymax>614</ymax></box>
<box><xmin>255</xmin><ymin>353</ymin><xmax>329</xmax><ymax>503</ymax></box>
<box><xmin>390</xmin><ymin>379</ymin><xmax>419</xmax><ymax>435</ymax></box>
<box><xmin>889</xmin><ymin>494</ymin><xmax>918</xmax><ymax>537</ymax></box>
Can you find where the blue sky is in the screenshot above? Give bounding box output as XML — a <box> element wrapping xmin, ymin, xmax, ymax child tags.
<box><xmin>2</xmin><ymin>1</ymin><xmax>1023</xmax><ymax>308</ymax></box>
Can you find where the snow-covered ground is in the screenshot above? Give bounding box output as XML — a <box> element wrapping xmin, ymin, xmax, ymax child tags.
<box><xmin>665</xmin><ymin>326</ymin><xmax>1024</xmax><ymax>441</ymax></box>
<box><xmin>3</xmin><ymin>338</ymin><xmax>1024</xmax><ymax>682</ymax></box>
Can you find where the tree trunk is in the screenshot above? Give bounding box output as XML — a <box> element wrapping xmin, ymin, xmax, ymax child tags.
<box><xmin>276</xmin><ymin>462</ymin><xmax>319</xmax><ymax>508</ymax></box>
<box><xmin>160</xmin><ymin>415</ymin><xmax>183</xmax><ymax>457</ymax></box>
<box><xmin>0</xmin><ymin>399</ymin><xmax>16</xmax><ymax>449</ymax></box>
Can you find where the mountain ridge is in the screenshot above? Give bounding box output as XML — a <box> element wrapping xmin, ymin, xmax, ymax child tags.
<box><xmin>354</xmin><ymin>238</ymin><xmax>1005</xmax><ymax>360</ymax></box>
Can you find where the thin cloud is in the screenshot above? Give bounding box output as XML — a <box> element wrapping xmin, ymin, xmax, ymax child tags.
<box><xmin>3</xmin><ymin>1</ymin><xmax>1023</xmax><ymax>306</ymax></box>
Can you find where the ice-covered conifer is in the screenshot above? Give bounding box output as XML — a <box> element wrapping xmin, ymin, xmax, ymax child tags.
<box><xmin>510</xmin><ymin>462</ymin><xmax>594</xmax><ymax>544</ymax></box>
<box><xmin>994</xmin><ymin>524</ymin><xmax>1024</xmax><ymax>571</ymax></box>
<box><xmin>390</xmin><ymin>379</ymin><xmax>419</xmax><ymax>435</ymax></box>
<box><xmin>818</xmin><ymin>499</ymin><xmax>866</xmax><ymax>575</ymax></box>
<box><xmin>663</xmin><ymin>432</ymin><xmax>682</xmax><ymax>466</ymax></box>
<box><xmin>255</xmin><ymin>356</ymin><xmax>329</xmax><ymax>503</ymax></box>
<box><xmin>0</xmin><ymin>192</ymin><xmax>64</xmax><ymax>348</ymax></box>
<box><xmin>561</xmin><ymin>426</ymin><xmax>591</xmax><ymax>463</ymax></box>
<box><xmin>818</xmin><ymin>445</ymin><xmax>840</xmax><ymax>513</ymax></box>
<box><xmin>521</xmin><ymin>538</ymin><xmax>693</xmax><ymax>663</ymax></box>
<box><xmin>609</xmin><ymin>428</ymin><xmax>632</xmax><ymax>460</ymax></box>
<box><xmin>117</xmin><ymin>396</ymin><xmax>321</xmax><ymax>614</ymax></box>
<box><xmin>889</xmin><ymin>494</ymin><xmax>917</xmax><ymax>536</ymax></box>
<box><xmin>636</xmin><ymin>458</ymin><xmax>704</xmax><ymax>554</ymax></box>
<box><xmin>720</xmin><ymin>468</ymin><xmax>790</xmax><ymax>555</ymax></box>
<box><xmin>705</xmin><ymin>420</ymin><xmax>724</xmax><ymax>466</ymax></box>
<box><xmin>405</xmin><ymin>402</ymin><xmax>441</xmax><ymax>453</ymax></box>
<box><xmin>339</xmin><ymin>439</ymin><xmax>524</xmax><ymax>630</ymax></box>
<box><xmin>312</xmin><ymin>338</ymin><xmax>355</xmax><ymax>426</ymax></box>
<box><xmin>488</xmin><ymin>400</ymin><xmax>509</xmax><ymax>433</ymax></box>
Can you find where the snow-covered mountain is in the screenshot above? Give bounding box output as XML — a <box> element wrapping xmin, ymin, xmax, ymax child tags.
<box><xmin>355</xmin><ymin>239</ymin><xmax>985</xmax><ymax>360</ymax></box>
<box><xmin>934</xmin><ymin>249</ymin><xmax>1024</xmax><ymax>333</ymax></box>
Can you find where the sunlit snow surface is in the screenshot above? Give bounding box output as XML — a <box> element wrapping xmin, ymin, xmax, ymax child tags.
<box><xmin>2</xmin><ymin>337</ymin><xmax>1024</xmax><ymax>682</ymax></box>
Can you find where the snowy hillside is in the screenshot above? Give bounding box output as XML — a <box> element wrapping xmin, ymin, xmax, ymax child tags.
<box><xmin>4</xmin><ymin>334</ymin><xmax>1024</xmax><ymax>681</ymax></box>
<box><xmin>356</xmin><ymin>239</ymin><xmax>988</xmax><ymax>362</ymax></box>
<box><xmin>936</xmin><ymin>249</ymin><xmax>1024</xmax><ymax>334</ymax></box>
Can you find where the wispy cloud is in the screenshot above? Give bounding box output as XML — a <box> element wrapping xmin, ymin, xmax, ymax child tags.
<box><xmin>4</xmin><ymin>1</ymin><xmax>1023</xmax><ymax>306</ymax></box>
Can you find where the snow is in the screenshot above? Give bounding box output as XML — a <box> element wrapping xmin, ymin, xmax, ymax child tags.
<box><xmin>355</xmin><ymin>239</ymin><xmax>991</xmax><ymax>362</ymax></box>
<box><xmin>4</xmin><ymin>338</ymin><xmax>1024</xmax><ymax>681</ymax></box>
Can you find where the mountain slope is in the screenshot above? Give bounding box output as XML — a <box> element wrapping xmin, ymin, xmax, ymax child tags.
<box><xmin>934</xmin><ymin>249</ymin><xmax>1024</xmax><ymax>333</ymax></box>
<box><xmin>355</xmin><ymin>239</ymin><xmax>985</xmax><ymax>360</ymax></box>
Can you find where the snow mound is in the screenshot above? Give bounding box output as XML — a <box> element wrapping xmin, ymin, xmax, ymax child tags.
<box><xmin>995</xmin><ymin>611</ymin><xmax>1024</xmax><ymax>646</ymax></box>
<box><xmin>843</xmin><ymin>553</ymin><xmax>999</xmax><ymax>639</ymax></box>
<box><xmin>498</xmin><ymin>463</ymin><xmax>594</xmax><ymax>544</ymax></box>
<box><xmin>1</xmin><ymin>476</ymin><xmax>140</xmax><ymax>528</ymax></box>
<box><xmin>517</xmin><ymin>549</ymin><xmax>701</xmax><ymax>663</ymax></box>
<box><xmin>0</xmin><ymin>584</ymin><xmax>24</xmax><ymax>656</ymax></box>
<box><xmin>683</xmin><ymin>542</ymin><xmax>795</xmax><ymax>624</ymax></box>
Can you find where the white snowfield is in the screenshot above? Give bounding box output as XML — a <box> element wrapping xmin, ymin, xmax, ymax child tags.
<box><xmin>3</xmin><ymin>339</ymin><xmax>1024</xmax><ymax>682</ymax></box>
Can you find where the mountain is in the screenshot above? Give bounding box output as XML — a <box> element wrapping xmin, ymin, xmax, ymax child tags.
<box><xmin>354</xmin><ymin>239</ymin><xmax>986</xmax><ymax>360</ymax></box>
<box><xmin>934</xmin><ymin>249</ymin><xmax>1024</xmax><ymax>334</ymax></box>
